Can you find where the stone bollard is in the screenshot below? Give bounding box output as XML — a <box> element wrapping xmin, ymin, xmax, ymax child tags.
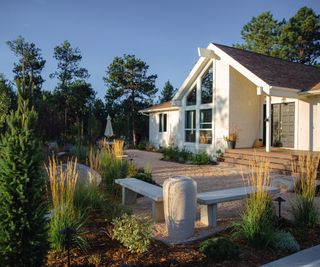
<box><xmin>163</xmin><ymin>176</ymin><xmax>197</xmax><ymax>241</ymax></box>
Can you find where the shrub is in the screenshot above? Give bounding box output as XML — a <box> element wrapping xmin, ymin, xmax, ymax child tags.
<box><xmin>192</xmin><ymin>151</ymin><xmax>210</xmax><ymax>165</ymax></box>
<box><xmin>292</xmin><ymin>153</ymin><xmax>320</xmax><ymax>228</ymax></box>
<box><xmin>270</xmin><ymin>231</ymin><xmax>300</xmax><ymax>253</ymax></box>
<box><xmin>138</xmin><ymin>139</ymin><xmax>156</xmax><ymax>151</ymax></box>
<box><xmin>112</xmin><ymin>214</ymin><xmax>153</xmax><ymax>254</ymax></box>
<box><xmin>0</xmin><ymin>80</ymin><xmax>48</xmax><ymax>266</ymax></box>
<box><xmin>46</xmin><ymin>157</ymin><xmax>88</xmax><ymax>251</ymax></box>
<box><xmin>71</xmin><ymin>144</ymin><xmax>89</xmax><ymax>163</ymax></box>
<box><xmin>103</xmin><ymin>158</ymin><xmax>129</xmax><ymax>193</ymax></box>
<box><xmin>73</xmin><ymin>183</ymin><xmax>106</xmax><ymax>215</ymax></box>
<box><xmin>199</xmin><ymin>237</ymin><xmax>239</xmax><ymax>262</ymax></box>
<box><xmin>233</xmin><ymin>158</ymin><xmax>276</xmax><ymax>248</ymax></box>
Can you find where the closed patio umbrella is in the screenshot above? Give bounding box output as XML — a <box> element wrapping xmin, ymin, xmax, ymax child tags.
<box><xmin>104</xmin><ymin>114</ymin><xmax>113</xmax><ymax>137</ymax></box>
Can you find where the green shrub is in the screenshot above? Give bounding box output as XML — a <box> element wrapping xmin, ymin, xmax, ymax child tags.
<box><xmin>199</xmin><ymin>237</ymin><xmax>239</xmax><ymax>262</ymax></box>
<box><xmin>0</xmin><ymin>80</ymin><xmax>48</xmax><ymax>266</ymax></box>
<box><xmin>105</xmin><ymin>159</ymin><xmax>129</xmax><ymax>192</ymax></box>
<box><xmin>233</xmin><ymin>159</ymin><xmax>276</xmax><ymax>248</ymax></box>
<box><xmin>270</xmin><ymin>231</ymin><xmax>300</xmax><ymax>253</ymax></box>
<box><xmin>292</xmin><ymin>197</ymin><xmax>319</xmax><ymax>228</ymax></box>
<box><xmin>73</xmin><ymin>183</ymin><xmax>106</xmax><ymax>215</ymax></box>
<box><xmin>49</xmin><ymin>205</ymin><xmax>87</xmax><ymax>251</ymax></box>
<box><xmin>138</xmin><ymin>139</ymin><xmax>156</xmax><ymax>151</ymax></box>
<box><xmin>234</xmin><ymin>195</ymin><xmax>276</xmax><ymax>248</ymax></box>
<box><xmin>70</xmin><ymin>144</ymin><xmax>89</xmax><ymax>163</ymax></box>
<box><xmin>292</xmin><ymin>153</ymin><xmax>320</xmax><ymax>228</ymax></box>
<box><xmin>192</xmin><ymin>151</ymin><xmax>210</xmax><ymax>165</ymax></box>
<box><xmin>112</xmin><ymin>214</ymin><xmax>153</xmax><ymax>254</ymax></box>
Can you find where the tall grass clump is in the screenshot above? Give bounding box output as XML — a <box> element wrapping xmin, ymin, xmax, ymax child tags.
<box><xmin>234</xmin><ymin>157</ymin><xmax>276</xmax><ymax>248</ymax></box>
<box><xmin>46</xmin><ymin>157</ymin><xmax>87</xmax><ymax>251</ymax></box>
<box><xmin>87</xmin><ymin>147</ymin><xmax>101</xmax><ymax>173</ymax></box>
<box><xmin>292</xmin><ymin>153</ymin><xmax>320</xmax><ymax>228</ymax></box>
<box><xmin>112</xmin><ymin>139</ymin><xmax>125</xmax><ymax>159</ymax></box>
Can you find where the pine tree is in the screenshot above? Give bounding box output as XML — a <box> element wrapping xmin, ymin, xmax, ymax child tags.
<box><xmin>0</xmin><ymin>75</ymin><xmax>48</xmax><ymax>266</ymax></box>
<box><xmin>159</xmin><ymin>80</ymin><xmax>176</xmax><ymax>103</ymax></box>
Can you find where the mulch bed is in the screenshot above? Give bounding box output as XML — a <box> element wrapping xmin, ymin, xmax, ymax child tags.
<box><xmin>46</xmin><ymin>214</ymin><xmax>320</xmax><ymax>267</ymax></box>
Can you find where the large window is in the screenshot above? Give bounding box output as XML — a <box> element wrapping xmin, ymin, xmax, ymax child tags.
<box><xmin>199</xmin><ymin>109</ymin><xmax>212</xmax><ymax>144</ymax></box>
<box><xmin>159</xmin><ymin>113</ymin><xmax>167</xmax><ymax>132</ymax></box>
<box><xmin>185</xmin><ymin>110</ymin><xmax>196</xmax><ymax>142</ymax></box>
<box><xmin>186</xmin><ymin>87</ymin><xmax>197</xmax><ymax>106</ymax></box>
<box><xmin>201</xmin><ymin>67</ymin><xmax>213</xmax><ymax>104</ymax></box>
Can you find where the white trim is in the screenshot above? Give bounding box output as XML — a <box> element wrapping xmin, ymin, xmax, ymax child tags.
<box><xmin>139</xmin><ymin>107</ymin><xmax>179</xmax><ymax>113</ymax></box>
<box><xmin>299</xmin><ymin>89</ymin><xmax>320</xmax><ymax>96</ymax></box>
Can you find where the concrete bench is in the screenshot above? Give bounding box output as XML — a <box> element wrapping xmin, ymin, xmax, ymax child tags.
<box><xmin>115</xmin><ymin>178</ymin><xmax>164</xmax><ymax>222</ymax></box>
<box><xmin>260</xmin><ymin>244</ymin><xmax>320</xmax><ymax>267</ymax></box>
<box><xmin>197</xmin><ymin>186</ymin><xmax>279</xmax><ymax>227</ymax></box>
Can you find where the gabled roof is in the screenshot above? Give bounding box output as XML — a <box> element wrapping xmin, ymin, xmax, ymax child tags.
<box><xmin>213</xmin><ymin>43</ymin><xmax>320</xmax><ymax>91</ymax></box>
<box><xmin>139</xmin><ymin>101</ymin><xmax>179</xmax><ymax>113</ymax></box>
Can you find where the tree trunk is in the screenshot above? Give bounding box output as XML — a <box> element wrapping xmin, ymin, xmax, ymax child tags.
<box><xmin>131</xmin><ymin>90</ymin><xmax>136</xmax><ymax>146</ymax></box>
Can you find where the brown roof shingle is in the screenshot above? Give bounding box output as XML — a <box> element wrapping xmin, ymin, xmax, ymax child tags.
<box><xmin>213</xmin><ymin>43</ymin><xmax>320</xmax><ymax>91</ymax></box>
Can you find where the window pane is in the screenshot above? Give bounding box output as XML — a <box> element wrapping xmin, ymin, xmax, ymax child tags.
<box><xmin>200</xmin><ymin>109</ymin><xmax>212</xmax><ymax>129</ymax></box>
<box><xmin>185</xmin><ymin>110</ymin><xmax>196</xmax><ymax>129</ymax></box>
<box><xmin>163</xmin><ymin>114</ymin><xmax>167</xmax><ymax>132</ymax></box>
<box><xmin>159</xmin><ymin>114</ymin><xmax>162</xmax><ymax>132</ymax></box>
<box><xmin>201</xmin><ymin>67</ymin><xmax>213</xmax><ymax>104</ymax></box>
<box><xmin>185</xmin><ymin>130</ymin><xmax>196</xmax><ymax>142</ymax></box>
<box><xmin>186</xmin><ymin>87</ymin><xmax>197</xmax><ymax>106</ymax></box>
<box><xmin>199</xmin><ymin>130</ymin><xmax>212</xmax><ymax>144</ymax></box>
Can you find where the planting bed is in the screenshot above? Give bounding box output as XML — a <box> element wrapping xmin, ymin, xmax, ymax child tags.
<box><xmin>46</xmin><ymin>213</ymin><xmax>320</xmax><ymax>267</ymax></box>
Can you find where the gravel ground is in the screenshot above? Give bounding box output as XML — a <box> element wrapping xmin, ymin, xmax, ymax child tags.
<box><xmin>125</xmin><ymin>149</ymin><xmax>320</xmax><ymax>243</ymax></box>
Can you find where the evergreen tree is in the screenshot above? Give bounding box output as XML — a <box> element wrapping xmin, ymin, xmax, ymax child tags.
<box><xmin>0</xmin><ymin>75</ymin><xmax>48</xmax><ymax>266</ymax></box>
<box><xmin>159</xmin><ymin>80</ymin><xmax>176</xmax><ymax>103</ymax></box>
<box><xmin>7</xmin><ymin>36</ymin><xmax>46</xmax><ymax>104</ymax></box>
<box><xmin>279</xmin><ymin>7</ymin><xmax>320</xmax><ymax>64</ymax></box>
<box><xmin>234</xmin><ymin>12</ymin><xmax>282</xmax><ymax>56</ymax></box>
<box><xmin>236</xmin><ymin>7</ymin><xmax>320</xmax><ymax>65</ymax></box>
<box><xmin>104</xmin><ymin>54</ymin><xmax>157</xmax><ymax>145</ymax></box>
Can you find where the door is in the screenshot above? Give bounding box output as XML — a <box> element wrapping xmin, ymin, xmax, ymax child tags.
<box><xmin>272</xmin><ymin>102</ymin><xmax>295</xmax><ymax>148</ymax></box>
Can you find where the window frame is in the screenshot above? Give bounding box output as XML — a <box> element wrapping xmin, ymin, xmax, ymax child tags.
<box><xmin>159</xmin><ymin>113</ymin><xmax>167</xmax><ymax>133</ymax></box>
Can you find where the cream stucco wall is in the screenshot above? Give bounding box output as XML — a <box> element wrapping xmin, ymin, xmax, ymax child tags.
<box><xmin>229</xmin><ymin>67</ymin><xmax>262</xmax><ymax>148</ymax></box>
<box><xmin>298</xmin><ymin>95</ymin><xmax>320</xmax><ymax>151</ymax></box>
<box><xmin>149</xmin><ymin>110</ymin><xmax>180</xmax><ymax>148</ymax></box>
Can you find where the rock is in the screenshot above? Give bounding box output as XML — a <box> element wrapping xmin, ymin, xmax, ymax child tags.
<box><xmin>61</xmin><ymin>163</ymin><xmax>102</xmax><ymax>186</ymax></box>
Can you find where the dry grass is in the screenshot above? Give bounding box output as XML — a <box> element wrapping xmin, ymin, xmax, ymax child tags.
<box><xmin>244</xmin><ymin>156</ymin><xmax>272</xmax><ymax>195</ymax></box>
<box><xmin>294</xmin><ymin>153</ymin><xmax>319</xmax><ymax>200</ymax></box>
<box><xmin>112</xmin><ymin>139</ymin><xmax>124</xmax><ymax>158</ymax></box>
<box><xmin>46</xmin><ymin>157</ymin><xmax>79</xmax><ymax>210</ymax></box>
<box><xmin>87</xmin><ymin>147</ymin><xmax>101</xmax><ymax>174</ymax></box>
<box><xmin>235</xmin><ymin>157</ymin><xmax>275</xmax><ymax>248</ymax></box>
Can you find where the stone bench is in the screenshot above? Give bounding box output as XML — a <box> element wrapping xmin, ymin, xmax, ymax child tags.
<box><xmin>260</xmin><ymin>244</ymin><xmax>320</xmax><ymax>267</ymax></box>
<box><xmin>115</xmin><ymin>178</ymin><xmax>164</xmax><ymax>222</ymax></box>
<box><xmin>197</xmin><ymin>186</ymin><xmax>279</xmax><ymax>227</ymax></box>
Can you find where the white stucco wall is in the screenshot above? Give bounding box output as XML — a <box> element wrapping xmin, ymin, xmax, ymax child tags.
<box><xmin>229</xmin><ymin>67</ymin><xmax>262</xmax><ymax>148</ymax></box>
<box><xmin>298</xmin><ymin>95</ymin><xmax>320</xmax><ymax>151</ymax></box>
<box><xmin>149</xmin><ymin>110</ymin><xmax>180</xmax><ymax>148</ymax></box>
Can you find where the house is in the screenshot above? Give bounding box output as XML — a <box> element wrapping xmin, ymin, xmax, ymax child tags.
<box><xmin>140</xmin><ymin>43</ymin><xmax>320</xmax><ymax>154</ymax></box>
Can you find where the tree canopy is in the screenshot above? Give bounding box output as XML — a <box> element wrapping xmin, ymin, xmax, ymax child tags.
<box><xmin>159</xmin><ymin>80</ymin><xmax>176</xmax><ymax>103</ymax></box>
<box><xmin>236</xmin><ymin>7</ymin><xmax>320</xmax><ymax>65</ymax></box>
<box><xmin>7</xmin><ymin>36</ymin><xmax>46</xmax><ymax>101</ymax></box>
<box><xmin>50</xmin><ymin>40</ymin><xmax>90</xmax><ymax>88</ymax></box>
<box><xmin>104</xmin><ymin>54</ymin><xmax>157</xmax><ymax>145</ymax></box>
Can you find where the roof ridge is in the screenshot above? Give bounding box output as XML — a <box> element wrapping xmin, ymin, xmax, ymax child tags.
<box><xmin>212</xmin><ymin>42</ymin><xmax>320</xmax><ymax>71</ymax></box>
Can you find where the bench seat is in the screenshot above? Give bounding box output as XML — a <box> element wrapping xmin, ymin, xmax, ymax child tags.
<box><xmin>197</xmin><ymin>186</ymin><xmax>279</xmax><ymax>227</ymax></box>
<box><xmin>115</xmin><ymin>178</ymin><xmax>164</xmax><ymax>222</ymax></box>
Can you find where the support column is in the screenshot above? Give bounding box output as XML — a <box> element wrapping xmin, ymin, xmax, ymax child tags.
<box><xmin>266</xmin><ymin>95</ymin><xmax>271</xmax><ymax>152</ymax></box>
<box><xmin>200</xmin><ymin>204</ymin><xmax>217</xmax><ymax>227</ymax></box>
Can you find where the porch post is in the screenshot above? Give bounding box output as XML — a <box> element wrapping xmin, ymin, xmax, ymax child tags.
<box><xmin>265</xmin><ymin>95</ymin><xmax>271</xmax><ymax>152</ymax></box>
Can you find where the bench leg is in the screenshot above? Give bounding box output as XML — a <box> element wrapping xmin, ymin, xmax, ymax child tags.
<box><xmin>152</xmin><ymin>201</ymin><xmax>164</xmax><ymax>223</ymax></box>
<box><xmin>200</xmin><ymin>204</ymin><xmax>217</xmax><ymax>227</ymax></box>
<box><xmin>122</xmin><ymin>187</ymin><xmax>137</xmax><ymax>205</ymax></box>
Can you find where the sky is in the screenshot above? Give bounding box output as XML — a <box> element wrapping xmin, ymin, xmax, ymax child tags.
<box><xmin>0</xmin><ymin>0</ymin><xmax>319</xmax><ymax>99</ymax></box>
